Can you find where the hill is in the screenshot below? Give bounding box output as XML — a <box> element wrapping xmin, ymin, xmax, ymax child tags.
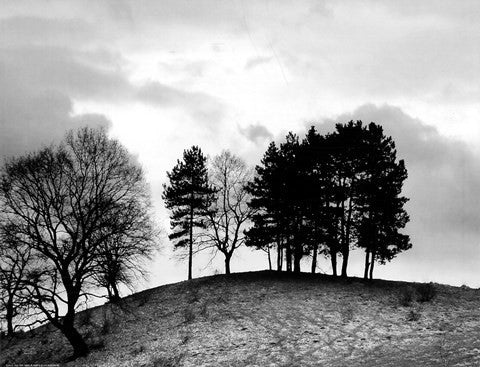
<box><xmin>1</xmin><ymin>271</ymin><xmax>479</xmax><ymax>366</ymax></box>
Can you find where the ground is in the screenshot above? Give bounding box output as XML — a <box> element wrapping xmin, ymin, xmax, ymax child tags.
<box><xmin>1</xmin><ymin>271</ymin><xmax>479</xmax><ymax>366</ymax></box>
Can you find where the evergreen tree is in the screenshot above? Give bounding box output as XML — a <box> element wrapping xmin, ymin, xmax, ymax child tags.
<box><xmin>329</xmin><ymin>121</ymin><xmax>367</xmax><ymax>277</ymax></box>
<box><xmin>301</xmin><ymin>127</ymin><xmax>341</xmax><ymax>275</ymax></box>
<box><xmin>162</xmin><ymin>146</ymin><xmax>216</xmax><ymax>280</ymax></box>
<box><xmin>357</xmin><ymin>123</ymin><xmax>411</xmax><ymax>279</ymax></box>
<box><xmin>280</xmin><ymin>132</ymin><xmax>308</xmax><ymax>273</ymax></box>
<box><xmin>245</xmin><ymin>142</ymin><xmax>287</xmax><ymax>271</ymax></box>
<box><xmin>246</xmin><ymin>121</ymin><xmax>410</xmax><ymax>279</ymax></box>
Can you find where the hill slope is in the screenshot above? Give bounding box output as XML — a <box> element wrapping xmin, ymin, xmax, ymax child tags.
<box><xmin>1</xmin><ymin>271</ymin><xmax>480</xmax><ymax>366</ymax></box>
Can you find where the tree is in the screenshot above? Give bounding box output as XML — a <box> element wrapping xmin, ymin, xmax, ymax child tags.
<box><xmin>247</xmin><ymin>134</ymin><xmax>309</xmax><ymax>274</ymax></box>
<box><xmin>93</xmin><ymin>230</ymin><xmax>155</xmax><ymax>302</ymax></box>
<box><xmin>0</xmin><ymin>127</ymin><xmax>156</xmax><ymax>358</ymax></box>
<box><xmin>0</xmin><ymin>224</ymin><xmax>31</xmax><ymax>336</ymax></box>
<box><xmin>301</xmin><ymin>127</ymin><xmax>341</xmax><ymax>276</ymax></box>
<box><xmin>357</xmin><ymin>123</ymin><xmax>411</xmax><ymax>279</ymax></box>
<box><xmin>279</xmin><ymin>132</ymin><xmax>308</xmax><ymax>273</ymax></box>
<box><xmin>162</xmin><ymin>146</ymin><xmax>216</xmax><ymax>280</ymax></box>
<box><xmin>329</xmin><ymin>121</ymin><xmax>367</xmax><ymax>277</ymax></box>
<box><xmin>246</xmin><ymin>142</ymin><xmax>286</xmax><ymax>271</ymax></box>
<box><xmin>204</xmin><ymin>151</ymin><xmax>253</xmax><ymax>274</ymax></box>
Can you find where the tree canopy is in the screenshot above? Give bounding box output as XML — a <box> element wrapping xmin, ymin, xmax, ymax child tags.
<box><xmin>246</xmin><ymin>121</ymin><xmax>410</xmax><ymax>279</ymax></box>
<box><xmin>162</xmin><ymin>146</ymin><xmax>216</xmax><ymax>280</ymax></box>
<box><xmin>0</xmin><ymin>127</ymin><xmax>156</xmax><ymax>357</ymax></box>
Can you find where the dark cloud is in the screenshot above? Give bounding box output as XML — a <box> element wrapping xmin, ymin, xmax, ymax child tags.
<box><xmin>0</xmin><ymin>16</ymin><xmax>95</xmax><ymax>48</ymax></box>
<box><xmin>0</xmin><ymin>46</ymin><xmax>116</xmax><ymax>158</ymax></box>
<box><xmin>136</xmin><ymin>82</ymin><xmax>224</xmax><ymax>127</ymax></box>
<box><xmin>239</xmin><ymin>123</ymin><xmax>274</xmax><ymax>144</ymax></box>
<box><xmin>0</xmin><ymin>47</ymin><xmax>131</xmax><ymax>101</ymax></box>
<box><xmin>311</xmin><ymin>104</ymin><xmax>480</xmax><ymax>284</ymax></box>
<box><xmin>0</xmin><ymin>82</ymin><xmax>111</xmax><ymax>159</ymax></box>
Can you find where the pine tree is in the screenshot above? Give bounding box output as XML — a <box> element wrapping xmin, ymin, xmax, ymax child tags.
<box><xmin>301</xmin><ymin>127</ymin><xmax>341</xmax><ymax>275</ymax></box>
<box><xmin>357</xmin><ymin>123</ymin><xmax>411</xmax><ymax>279</ymax></box>
<box><xmin>329</xmin><ymin>121</ymin><xmax>367</xmax><ymax>277</ymax></box>
<box><xmin>245</xmin><ymin>142</ymin><xmax>287</xmax><ymax>271</ymax></box>
<box><xmin>162</xmin><ymin>146</ymin><xmax>216</xmax><ymax>280</ymax></box>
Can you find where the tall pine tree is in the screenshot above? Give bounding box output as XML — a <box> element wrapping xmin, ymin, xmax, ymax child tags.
<box><xmin>357</xmin><ymin>123</ymin><xmax>411</xmax><ymax>279</ymax></box>
<box><xmin>246</xmin><ymin>142</ymin><xmax>287</xmax><ymax>271</ymax></box>
<box><xmin>163</xmin><ymin>146</ymin><xmax>216</xmax><ymax>280</ymax></box>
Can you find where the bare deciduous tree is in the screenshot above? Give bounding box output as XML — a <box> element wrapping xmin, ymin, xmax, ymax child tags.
<box><xmin>0</xmin><ymin>127</ymin><xmax>156</xmax><ymax>358</ymax></box>
<box><xmin>93</xmin><ymin>231</ymin><xmax>155</xmax><ymax>302</ymax></box>
<box><xmin>203</xmin><ymin>151</ymin><xmax>254</xmax><ymax>274</ymax></box>
<box><xmin>0</xmin><ymin>224</ymin><xmax>31</xmax><ymax>336</ymax></box>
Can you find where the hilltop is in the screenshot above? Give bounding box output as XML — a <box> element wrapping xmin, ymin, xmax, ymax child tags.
<box><xmin>1</xmin><ymin>271</ymin><xmax>479</xmax><ymax>366</ymax></box>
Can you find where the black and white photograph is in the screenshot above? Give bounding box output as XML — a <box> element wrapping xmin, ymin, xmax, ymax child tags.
<box><xmin>0</xmin><ymin>1</ymin><xmax>479</xmax><ymax>366</ymax></box>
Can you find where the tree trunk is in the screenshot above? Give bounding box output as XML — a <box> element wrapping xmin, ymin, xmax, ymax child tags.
<box><xmin>341</xmin><ymin>193</ymin><xmax>354</xmax><ymax>278</ymax></box>
<box><xmin>341</xmin><ymin>250</ymin><xmax>349</xmax><ymax>278</ymax></box>
<box><xmin>286</xmin><ymin>245</ymin><xmax>292</xmax><ymax>272</ymax></box>
<box><xmin>369</xmin><ymin>251</ymin><xmax>375</xmax><ymax>280</ymax></box>
<box><xmin>267</xmin><ymin>247</ymin><xmax>272</xmax><ymax>271</ymax></box>
<box><xmin>188</xmin><ymin>206</ymin><xmax>193</xmax><ymax>280</ymax></box>
<box><xmin>311</xmin><ymin>243</ymin><xmax>318</xmax><ymax>274</ymax></box>
<box><xmin>6</xmin><ymin>299</ymin><xmax>14</xmax><ymax>336</ymax></box>
<box><xmin>330</xmin><ymin>251</ymin><xmax>338</xmax><ymax>277</ymax></box>
<box><xmin>110</xmin><ymin>282</ymin><xmax>120</xmax><ymax>302</ymax></box>
<box><xmin>62</xmin><ymin>323</ymin><xmax>89</xmax><ymax>358</ymax></box>
<box><xmin>277</xmin><ymin>244</ymin><xmax>283</xmax><ymax>271</ymax></box>
<box><xmin>225</xmin><ymin>255</ymin><xmax>231</xmax><ymax>275</ymax></box>
<box><xmin>363</xmin><ymin>250</ymin><xmax>370</xmax><ymax>280</ymax></box>
<box><xmin>293</xmin><ymin>245</ymin><xmax>302</xmax><ymax>273</ymax></box>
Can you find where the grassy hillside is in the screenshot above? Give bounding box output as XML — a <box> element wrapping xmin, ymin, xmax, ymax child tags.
<box><xmin>1</xmin><ymin>271</ymin><xmax>479</xmax><ymax>366</ymax></box>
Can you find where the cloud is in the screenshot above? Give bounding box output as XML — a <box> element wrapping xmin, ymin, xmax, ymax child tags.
<box><xmin>136</xmin><ymin>82</ymin><xmax>224</xmax><ymax>128</ymax></box>
<box><xmin>0</xmin><ymin>16</ymin><xmax>96</xmax><ymax>48</ymax></box>
<box><xmin>0</xmin><ymin>84</ymin><xmax>111</xmax><ymax>159</ymax></box>
<box><xmin>244</xmin><ymin>56</ymin><xmax>272</xmax><ymax>70</ymax></box>
<box><xmin>239</xmin><ymin>123</ymin><xmax>274</xmax><ymax>144</ymax></box>
<box><xmin>0</xmin><ymin>46</ymin><xmax>117</xmax><ymax>158</ymax></box>
<box><xmin>0</xmin><ymin>47</ymin><xmax>131</xmax><ymax>101</ymax></box>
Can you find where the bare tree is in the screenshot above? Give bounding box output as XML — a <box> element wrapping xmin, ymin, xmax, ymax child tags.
<box><xmin>0</xmin><ymin>127</ymin><xmax>156</xmax><ymax>358</ymax></box>
<box><xmin>0</xmin><ymin>224</ymin><xmax>31</xmax><ymax>336</ymax></box>
<box><xmin>93</xmin><ymin>231</ymin><xmax>155</xmax><ymax>302</ymax></box>
<box><xmin>203</xmin><ymin>151</ymin><xmax>254</xmax><ymax>274</ymax></box>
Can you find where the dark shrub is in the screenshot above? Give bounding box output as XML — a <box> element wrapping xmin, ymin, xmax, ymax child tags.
<box><xmin>399</xmin><ymin>286</ymin><xmax>415</xmax><ymax>307</ymax></box>
<box><xmin>417</xmin><ymin>282</ymin><xmax>436</xmax><ymax>303</ymax></box>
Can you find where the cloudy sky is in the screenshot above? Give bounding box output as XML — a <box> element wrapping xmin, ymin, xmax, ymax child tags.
<box><xmin>1</xmin><ymin>0</ymin><xmax>479</xmax><ymax>288</ymax></box>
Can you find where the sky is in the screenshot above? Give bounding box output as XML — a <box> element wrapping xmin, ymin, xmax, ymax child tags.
<box><xmin>0</xmin><ymin>0</ymin><xmax>479</xmax><ymax>289</ymax></box>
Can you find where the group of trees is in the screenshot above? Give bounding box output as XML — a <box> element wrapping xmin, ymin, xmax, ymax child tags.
<box><xmin>0</xmin><ymin>128</ymin><xmax>156</xmax><ymax>357</ymax></box>
<box><xmin>0</xmin><ymin>120</ymin><xmax>411</xmax><ymax>359</ymax></box>
<box><xmin>163</xmin><ymin>149</ymin><xmax>253</xmax><ymax>279</ymax></box>
<box><xmin>246</xmin><ymin>121</ymin><xmax>411</xmax><ymax>278</ymax></box>
<box><xmin>163</xmin><ymin>120</ymin><xmax>411</xmax><ymax>281</ymax></box>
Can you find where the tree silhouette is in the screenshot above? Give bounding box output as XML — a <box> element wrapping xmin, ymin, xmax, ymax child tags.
<box><xmin>301</xmin><ymin>127</ymin><xmax>341</xmax><ymax>275</ymax></box>
<box><xmin>93</xmin><ymin>230</ymin><xmax>156</xmax><ymax>302</ymax></box>
<box><xmin>246</xmin><ymin>142</ymin><xmax>287</xmax><ymax>271</ymax></box>
<box><xmin>329</xmin><ymin>121</ymin><xmax>368</xmax><ymax>277</ymax></box>
<box><xmin>204</xmin><ymin>151</ymin><xmax>253</xmax><ymax>274</ymax></box>
<box><xmin>0</xmin><ymin>127</ymin><xmax>155</xmax><ymax>357</ymax></box>
<box><xmin>0</xmin><ymin>224</ymin><xmax>32</xmax><ymax>336</ymax></box>
<box><xmin>163</xmin><ymin>146</ymin><xmax>216</xmax><ymax>280</ymax></box>
<box><xmin>247</xmin><ymin>121</ymin><xmax>410</xmax><ymax>278</ymax></box>
<box><xmin>357</xmin><ymin>123</ymin><xmax>411</xmax><ymax>279</ymax></box>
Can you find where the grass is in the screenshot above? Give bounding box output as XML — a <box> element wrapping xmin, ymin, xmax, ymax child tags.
<box><xmin>1</xmin><ymin>271</ymin><xmax>479</xmax><ymax>367</ymax></box>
